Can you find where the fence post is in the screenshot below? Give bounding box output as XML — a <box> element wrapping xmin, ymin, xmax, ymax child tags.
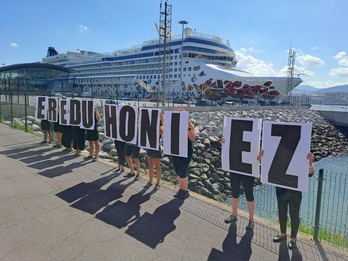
<box><xmin>0</xmin><ymin>88</ymin><xmax>2</xmax><ymax>122</ymax></box>
<box><xmin>313</xmin><ymin>168</ymin><xmax>325</xmax><ymax>242</ymax></box>
<box><xmin>10</xmin><ymin>90</ymin><xmax>13</xmax><ymax>126</ymax></box>
<box><xmin>24</xmin><ymin>91</ymin><xmax>28</xmax><ymax>132</ymax></box>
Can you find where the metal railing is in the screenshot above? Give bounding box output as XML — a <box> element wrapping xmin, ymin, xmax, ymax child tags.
<box><xmin>1</xmin><ymin>91</ymin><xmax>347</xmax><ymax>252</ymax></box>
<box><xmin>236</xmin><ymin>168</ymin><xmax>348</xmax><ymax>251</ymax></box>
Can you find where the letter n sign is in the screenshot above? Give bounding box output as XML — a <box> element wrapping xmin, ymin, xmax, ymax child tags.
<box><xmin>260</xmin><ymin>121</ymin><xmax>312</xmax><ymax>192</ymax></box>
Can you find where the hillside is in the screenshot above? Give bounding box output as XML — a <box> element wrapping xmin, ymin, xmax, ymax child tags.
<box><xmin>292</xmin><ymin>84</ymin><xmax>348</xmax><ymax>94</ymax></box>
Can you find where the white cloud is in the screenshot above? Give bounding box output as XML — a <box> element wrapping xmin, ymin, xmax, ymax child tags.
<box><xmin>297</xmin><ymin>54</ymin><xmax>324</xmax><ymax>67</ymax></box>
<box><xmin>10</xmin><ymin>42</ymin><xmax>18</xmax><ymax>47</ymax></box>
<box><xmin>235</xmin><ymin>51</ymin><xmax>279</xmax><ymax>76</ymax></box>
<box><xmin>334</xmin><ymin>51</ymin><xmax>346</xmax><ymax>60</ymax></box>
<box><xmin>333</xmin><ymin>52</ymin><xmax>348</xmax><ymax>66</ymax></box>
<box><xmin>77</xmin><ymin>24</ymin><xmax>88</xmax><ymax>32</ymax></box>
<box><xmin>329</xmin><ymin>67</ymin><xmax>348</xmax><ymax>77</ymax></box>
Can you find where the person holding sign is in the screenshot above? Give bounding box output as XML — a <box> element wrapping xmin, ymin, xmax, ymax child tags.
<box><xmin>53</xmin><ymin>115</ymin><xmax>63</xmax><ymax>148</ymax></box>
<box><xmin>172</xmin><ymin>109</ymin><xmax>196</xmax><ymax>200</ymax></box>
<box><xmin>144</xmin><ymin>113</ymin><xmax>164</xmax><ymax>190</ymax></box>
<box><xmin>124</xmin><ymin>142</ymin><xmax>141</xmax><ymax>180</ymax></box>
<box><xmin>257</xmin><ymin>150</ymin><xmax>314</xmax><ymax>250</ymax></box>
<box><xmin>73</xmin><ymin>125</ymin><xmax>86</xmax><ymax>156</ymax></box>
<box><xmin>221</xmin><ymin>137</ymin><xmax>256</xmax><ymax>230</ymax></box>
<box><xmin>84</xmin><ymin>107</ymin><xmax>101</xmax><ymax>161</ymax></box>
<box><xmin>40</xmin><ymin>119</ymin><xmax>52</xmax><ymax>144</ymax></box>
<box><xmin>114</xmin><ymin>140</ymin><xmax>126</xmax><ymax>174</ymax></box>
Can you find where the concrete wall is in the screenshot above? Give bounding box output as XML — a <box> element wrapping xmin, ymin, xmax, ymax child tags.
<box><xmin>319</xmin><ymin>111</ymin><xmax>348</xmax><ymax>127</ymax></box>
<box><xmin>0</xmin><ymin>102</ymin><xmax>35</xmax><ymax>120</ymax></box>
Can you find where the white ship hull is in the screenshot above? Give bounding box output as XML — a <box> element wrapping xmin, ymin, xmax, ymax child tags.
<box><xmin>43</xmin><ymin>28</ymin><xmax>302</xmax><ymax>102</ymax></box>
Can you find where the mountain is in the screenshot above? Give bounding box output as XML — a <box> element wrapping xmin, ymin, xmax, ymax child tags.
<box><xmin>292</xmin><ymin>85</ymin><xmax>319</xmax><ymax>94</ymax></box>
<box><xmin>317</xmin><ymin>84</ymin><xmax>348</xmax><ymax>93</ymax></box>
<box><xmin>292</xmin><ymin>84</ymin><xmax>348</xmax><ymax>94</ymax></box>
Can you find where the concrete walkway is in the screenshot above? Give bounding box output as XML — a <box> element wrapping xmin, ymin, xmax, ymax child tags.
<box><xmin>0</xmin><ymin>123</ymin><xmax>346</xmax><ymax>261</ymax></box>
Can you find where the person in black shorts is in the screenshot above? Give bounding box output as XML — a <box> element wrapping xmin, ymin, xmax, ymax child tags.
<box><xmin>53</xmin><ymin>114</ymin><xmax>63</xmax><ymax>148</ymax></box>
<box><xmin>73</xmin><ymin>125</ymin><xmax>86</xmax><ymax>156</ymax></box>
<box><xmin>144</xmin><ymin>113</ymin><xmax>164</xmax><ymax>190</ymax></box>
<box><xmin>40</xmin><ymin>119</ymin><xmax>52</xmax><ymax>144</ymax></box>
<box><xmin>172</xmin><ymin>110</ymin><xmax>196</xmax><ymax>200</ymax></box>
<box><xmin>221</xmin><ymin>137</ymin><xmax>255</xmax><ymax>231</ymax></box>
<box><xmin>84</xmin><ymin>107</ymin><xmax>101</xmax><ymax>161</ymax></box>
<box><xmin>124</xmin><ymin>143</ymin><xmax>141</xmax><ymax>180</ymax></box>
<box><xmin>114</xmin><ymin>140</ymin><xmax>126</xmax><ymax>174</ymax></box>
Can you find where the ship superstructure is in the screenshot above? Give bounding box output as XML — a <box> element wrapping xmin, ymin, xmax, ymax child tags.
<box><xmin>42</xmin><ymin>27</ymin><xmax>302</xmax><ymax>102</ymax></box>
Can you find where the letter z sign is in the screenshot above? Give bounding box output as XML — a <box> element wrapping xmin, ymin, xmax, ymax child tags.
<box><xmin>261</xmin><ymin>121</ymin><xmax>312</xmax><ymax>192</ymax></box>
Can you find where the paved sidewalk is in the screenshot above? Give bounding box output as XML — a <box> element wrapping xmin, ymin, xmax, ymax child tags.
<box><xmin>0</xmin><ymin>123</ymin><xmax>346</xmax><ymax>261</ymax></box>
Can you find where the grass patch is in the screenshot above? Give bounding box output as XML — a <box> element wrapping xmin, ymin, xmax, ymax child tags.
<box><xmin>12</xmin><ymin>122</ymin><xmax>34</xmax><ymax>133</ymax></box>
<box><xmin>298</xmin><ymin>223</ymin><xmax>348</xmax><ymax>248</ymax></box>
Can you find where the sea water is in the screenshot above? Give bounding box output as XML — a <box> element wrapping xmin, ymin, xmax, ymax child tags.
<box><xmin>233</xmin><ymin>150</ymin><xmax>348</xmax><ymax>233</ymax></box>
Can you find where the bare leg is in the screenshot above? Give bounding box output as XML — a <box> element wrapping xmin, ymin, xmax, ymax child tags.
<box><xmin>125</xmin><ymin>156</ymin><xmax>134</xmax><ymax>173</ymax></box>
<box><xmin>56</xmin><ymin>132</ymin><xmax>62</xmax><ymax>144</ymax></box>
<box><xmin>43</xmin><ymin>130</ymin><xmax>48</xmax><ymax>142</ymax></box>
<box><xmin>153</xmin><ymin>158</ymin><xmax>162</xmax><ymax>185</ymax></box>
<box><xmin>49</xmin><ymin>131</ymin><xmax>53</xmax><ymax>142</ymax></box>
<box><xmin>89</xmin><ymin>141</ymin><xmax>94</xmax><ymax>156</ymax></box>
<box><xmin>94</xmin><ymin>140</ymin><xmax>99</xmax><ymax>158</ymax></box>
<box><xmin>231</xmin><ymin>197</ymin><xmax>239</xmax><ymax>216</ymax></box>
<box><xmin>247</xmin><ymin>201</ymin><xmax>255</xmax><ymax>221</ymax></box>
<box><xmin>178</xmin><ymin>177</ymin><xmax>188</xmax><ymax>191</ymax></box>
<box><xmin>134</xmin><ymin>158</ymin><xmax>140</xmax><ymax>175</ymax></box>
<box><xmin>147</xmin><ymin>156</ymin><xmax>154</xmax><ymax>183</ymax></box>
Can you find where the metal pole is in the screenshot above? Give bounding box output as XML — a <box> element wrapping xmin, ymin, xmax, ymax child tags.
<box><xmin>0</xmin><ymin>81</ymin><xmax>2</xmax><ymax>122</ymax></box>
<box><xmin>179</xmin><ymin>20</ymin><xmax>188</xmax><ymax>104</ymax></box>
<box><xmin>10</xmin><ymin>89</ymin><xmax>13</xmax><ymax>126</ymax></box>
<box><xmin>24</xmin><ymin>91</ymin><xmax>28</xmax><ymax>132</ymax></box>
<box><xmin>313</xmin><ymin>168</ymin><xmax>324</xmax><ymax>241</ymax></box>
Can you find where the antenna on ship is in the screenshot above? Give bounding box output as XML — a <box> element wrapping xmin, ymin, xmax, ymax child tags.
<box><xmin>158</xmin><ymin>0</ymin><xmax>172</xmax><ymax>106</ymax></box>
<box><xmin>286</xmin><ymin>46</ymin><xmax>296</xmax><ymax>104</ymax></box>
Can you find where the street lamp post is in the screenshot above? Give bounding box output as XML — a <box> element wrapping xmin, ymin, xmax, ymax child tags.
<box><xmin>179</xmin><ymin>20</ymin><xmax>188</xmax><ymax>103</ymax></box>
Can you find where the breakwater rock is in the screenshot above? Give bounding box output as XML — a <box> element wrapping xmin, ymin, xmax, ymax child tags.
<box><xmin>104</xmin><ymin>108</ymin><xmax>348</xmax><ymax>202</ymax></box>
<box><xmin>7</xmin><ymin>108</ymin><xmax>348</xmax><ymax>202</ymax></box>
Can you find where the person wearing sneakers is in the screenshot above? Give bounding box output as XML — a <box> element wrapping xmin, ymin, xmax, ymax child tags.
<box><xmin>258</xmin><ymin>150</ymin><xmax>314</xmax><ymax>250</ymax></box>
<box><xmin>144</xmin><ymin>113</ymin><xmax>164</xmax><ymax>190</ymax></box>
<box><xmin>124</xmin><ymin>142</ymin><xmax>141</xmax><ymax>181</ymax></box>
<box><xmin>221</xmin><ymin>137</ymin><xmax>255</xmax><ymax>231</ymax></box>
<box><xmin>72</xmin><ymin>125</ymin><xmax>86</xmax><ymax>156</ymax></box>
<box><xmin>40</xmin><ymin>119</ymin><xmax>53</xmax><ymax>144</ymax></box>
<box><xmin>172</xmin><ymin>111</ymin><xmax>196</xmax><ymax>200</ymax></box>
<box><xmin>85</xmin><ymin>107</ymin><xmax>101</xmax><ymax>161</ymax></box>
<box><xmin>114</xmin><ymin>140</ymin><xmax>126</xmax><ymax>174</ymax></box>
<box><xmin>53</xmin><ymin>114</ymin><xmax>63</xmax><ymax>148</ymax></box>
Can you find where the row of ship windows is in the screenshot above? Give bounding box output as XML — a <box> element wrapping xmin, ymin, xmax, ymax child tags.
<box><xmin>78</xmin><ymin>52</ymin><xmax>232</xmax><ymax>70</ymax></box>
<box><xmin>77</xmin><ymin>72</ymin><xmax>194</xmax><ymax>81</ymax></box>
<box><xmin>82</xmin><ymin>65</ymin><xmax>198</xmax><ymax>74</ymax></box>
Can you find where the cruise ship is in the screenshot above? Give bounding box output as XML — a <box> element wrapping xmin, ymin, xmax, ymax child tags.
<box><xmin>42</xmin><ymin>27</ymin><xmax>302</xmax><ymax>103</ymax></box>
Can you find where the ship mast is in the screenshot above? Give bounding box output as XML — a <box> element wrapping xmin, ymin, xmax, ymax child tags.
<box><xmin>158</xmin><ymin>0</ymin><xmax>172</xmax><ymax>105</ymax></box>
<box><xmin>286</xmin><ymin>47</ymin><xmax>296</xmax><ymax>103</ymax></box>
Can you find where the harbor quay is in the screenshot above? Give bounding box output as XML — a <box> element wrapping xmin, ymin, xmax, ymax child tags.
<box><xmin>0</xmin><ymin>122</ymin><xmax>347</xmax><ymax>260</ymax></box>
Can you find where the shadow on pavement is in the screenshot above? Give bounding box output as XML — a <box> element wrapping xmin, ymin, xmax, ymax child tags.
<box><xmin>71</xmin><ymin>177</ymin><xmax>135</xmax><ymax>214</ymax></box>
<box><xmin>96</xmin><ymin>188</ymin><xmax>156</xmax><ymax>228</ymax></box>
<box><xmin>56</xmin><ymin>173</ymin><xmax>120</xmax><ymax>203</ymax></box>
<box><xmin>125</xmin><ymin>199</ymin><xmax>184</xmax><ymax>249</ymax></box>
<box><xmin>208</xmin><ymin>222</ymin><xmax>253</xmax><ymax>261</ymax></box>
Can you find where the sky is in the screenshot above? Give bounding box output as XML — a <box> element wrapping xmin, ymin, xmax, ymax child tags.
<box><xmin>1</xmin><ymin>0</ymin><xmax>347</xmax><ymax>89</ymax></box>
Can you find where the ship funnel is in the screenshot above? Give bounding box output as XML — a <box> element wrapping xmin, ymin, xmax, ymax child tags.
<box><xmin>184</xmin><ymin>27</ymin><xmax>193</xmax><ymax>37</ymax></box>
<box><xmin>47</xmin><ymin>47</ymin><xmax>59</xmax><ymax>57</ymax></box>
